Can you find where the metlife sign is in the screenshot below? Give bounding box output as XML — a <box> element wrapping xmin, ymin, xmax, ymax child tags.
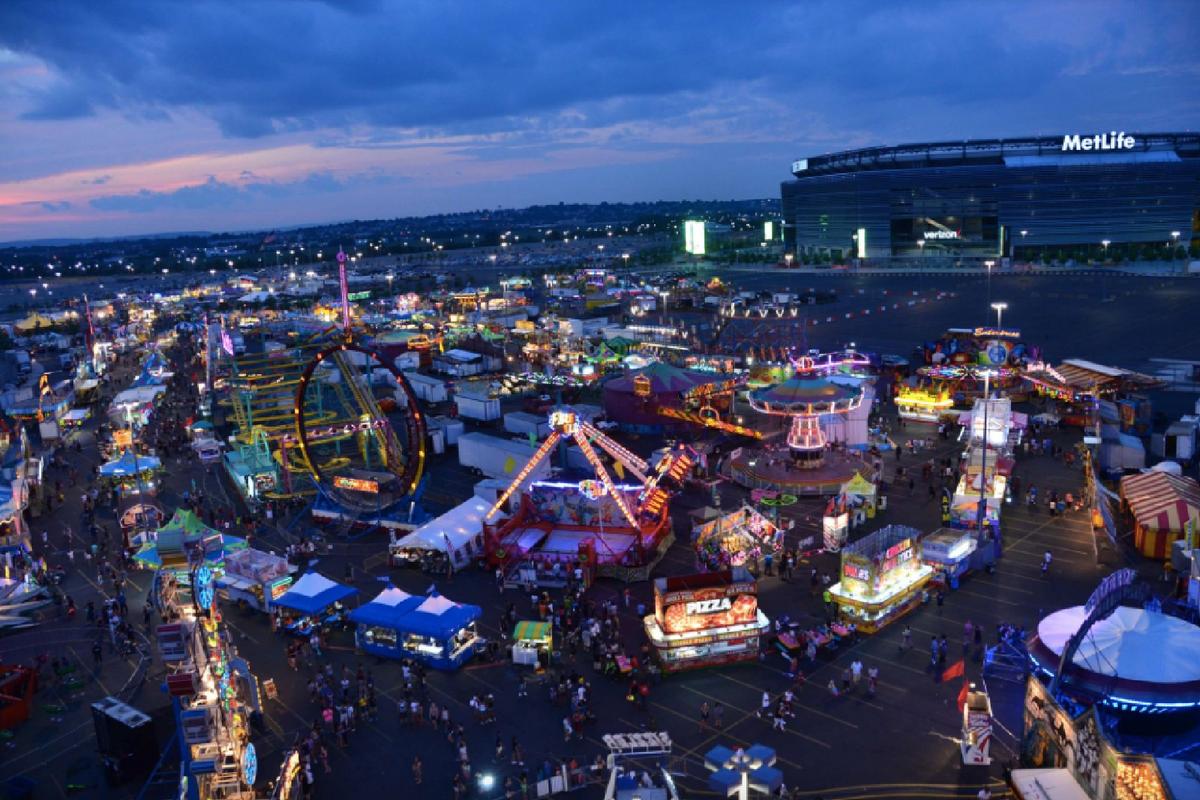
<box><xmin>1061</xmin><ymin>131</ymin><xmax>1135</xmax><ymax>152</ymax></box>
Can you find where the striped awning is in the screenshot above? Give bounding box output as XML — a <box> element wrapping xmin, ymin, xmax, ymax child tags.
<box><xmin>1120</xmin><ymin>472</ymin><xmax>1200</xmax><ymax>533</ymax></box>
<box><xmin>513</xmin><ymin>620</ymin><xmax>551</xmax><ymax>642</ymax></box>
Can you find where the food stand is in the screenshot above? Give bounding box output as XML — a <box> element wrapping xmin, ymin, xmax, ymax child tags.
<box><xmin>643</xmin><ymin>568</ymin><xmax>769</xmax><ymax>672</ymax></box>
<box><xmin>829</xmin><ymin>525</ymin><xmax>931</xmax><ymax>634</ymax></box>
<box><xmin>950</xmin><ymin>471</ymin><xmax>1006</xmax><ymax>532</ymax></box>
<box><xmin>216</xmin><ymin>548</ymin><xmax>295</xmax><ymax>612</ymax></box>
<box><xmin>692</xmin><ymin>505</ymin><xmax>780</xmax><ymax>571</ymax></box>
<box><xmin>99</xmin><ymin>449</ymin><xmax>163</xmax><ymax>497</ymax></box>
<box><xmin>922</xmin><ymin>527</ymin><xmax>978</xmax><ymax>586</ymax></box>
<box><xmin>511</xmin><ymin>620</ymin><xmax>553</xmax><ymax>667</ymax></box>
<box><xmin>272</xmin><ymin>572</ymin><xmax>358</xmax><ymax>636</ymax></box>
<box><xmin>350</xmin><ymin>588</ymin><xmax>481</xmax><ymax>670</ymax></box>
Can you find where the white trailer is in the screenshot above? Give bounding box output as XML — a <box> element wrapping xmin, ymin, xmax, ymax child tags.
<box><xmin>403</xmin><ymin>372</ymin><xmax>449</xmax><ymax>403</ymax></box>
<box><xmin>504</xmin><ymin>411</ymin><xmax>550</xmax><ymax>439</ymax></box>
<box><xmin>457</xmin><ymin>432</ymin><xmax>550</xmax><ymax>481</ymax></box>
<box><xmin>455</xmin><ymin>393</ymin><xmax>501</xmax><ymax>422</ymax></box>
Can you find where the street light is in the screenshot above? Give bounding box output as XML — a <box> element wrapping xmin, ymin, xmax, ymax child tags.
<box><xmin>917</xmin><ymin>239</ymin><xmax>926</xmax><ymax>261</ymax></box>
<box><xmin>990</xmin><ymin>301</ymin><xmax>1008</xmax><ymax>329</ymax></box>
<box><xmin>1171</xmin><ymin>231</ymin><xmax>1181</xmax><ymax>272</ymax></box>
<box><xmin>1101</xmin><ymin>239</ymin><xmax>1111</xmax><ymax>261</ymax></box>
<box><xmin>984</xmin><ymin>259</ymin><xmax>995</xmax><ymax>303</ymax></box>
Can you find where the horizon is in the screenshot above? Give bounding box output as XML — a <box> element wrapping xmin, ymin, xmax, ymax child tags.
<box><xmin>2</xmin><ymin>1</ymin><xmax>1199</xmax><ymax>242</ymax></box>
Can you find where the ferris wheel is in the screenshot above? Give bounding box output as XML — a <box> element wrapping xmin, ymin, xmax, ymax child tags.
<box><xmin>289</xmin><ymin>249</ymin><xmax>427</xmax><ymax>508</ymax></box>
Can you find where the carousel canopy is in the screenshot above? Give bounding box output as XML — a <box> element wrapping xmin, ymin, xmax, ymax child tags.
<box><xmin>1037</xmin><ymin>605</ymin><xmax>1200</xmax><ymax>685</ymax></box>
<box><xmin>749</xmin><ymin>376</ymin><xmax>861</xmax><ymax>412</ymax></box>
<box><xmin>274</xmin><ymin>572</ymin><xmax>358</xmax><ymax>615</ymax></box>
<box><xmin>100</xmin><ymin>450</ymin><xmax>161</xmax><ymax>477</ymax></box>
<box><xmin>605</xmin><ymin>361</ymin><xmax>727</xmax><ymax>395</ymax></box>
<box><xmin>1120</xmin><ymin>471</ymin><xmax>1200</xmax><ymax>533</ymax></box>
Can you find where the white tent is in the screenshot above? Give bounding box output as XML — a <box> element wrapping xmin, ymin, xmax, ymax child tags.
<box><xmin>392</xmin><ymin>497</ymin><xmax>501</xmax><ymax>568</ymax></box>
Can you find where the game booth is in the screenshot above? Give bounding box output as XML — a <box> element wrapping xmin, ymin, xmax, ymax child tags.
<box><xmin>216</xmin><ymin>548</ymin><xmax>295</xmax><ymax>613</ymax></box>
<box><xmin>829</xmin><ymin>525</ymin><xmax>932</xmax><ymax>634</ymax></box>
<box><xmin>349</xmin><ymin>587</ymin><xmax>482</xmax><ymax>670</ymax></box>
<box><xmin>273</xmin><ymin>572</ymin><xmax>358</xmax><ymax>637</ymax></box>
<box><xmin>921</xmin><ymin>527</ymin><xmax>978</xmax><ymax>588</ymax></box>
<box><xmin>511</xmin><ymin>620</ymin><xmax>553</xmax><ymax>667</ymax></box>
<box><xmin>643</xmin><ymin>568</ymin><xmax>769</xmax><ymax>672</ymax></box>
<box><xmin>692</xmin><ymin>505</ymin><xmax>781</xmax><ymax>572</ymax></box>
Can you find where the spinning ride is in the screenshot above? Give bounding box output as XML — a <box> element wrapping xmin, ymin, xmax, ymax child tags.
<box><xmin>747</xmin><ymin>356</ymin><xmax>863</xmax><ymax>469</ymax></box>
<box><xmin>483</xmin><ymin>409</ymin><xmax>693</xmax><ymax>578</ymax></box>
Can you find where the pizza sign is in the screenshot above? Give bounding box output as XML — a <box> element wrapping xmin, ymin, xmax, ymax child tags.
<box><xmin>660</xmin><ymin>588</ymin><xmax>757</xmax><ymax>635</ymax></box>
<box><xmin>685</xmin><ymin>598</ymin><xmax>732</xmax><ymax>615</ymax></box>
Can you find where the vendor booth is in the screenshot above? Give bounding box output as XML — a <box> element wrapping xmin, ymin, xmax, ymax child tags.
<box><xmin>511</xmin><ymin>620</ymin><xmax>553</xmax><ymax>667</ymax></box>
<box><xmin>692</xmin><ymin>505</ymin><xmax>780</xmax><ymax>572</ymax></box>
<box><xmin>921</xmin><ymin>527</ymin><xmax>977</xmax><ymax>587</ymax></box>
<box><xmin>350</xmin><ymin>588</ymin><xmax>481</xmax><ymax>670</ymax></box>
<box><xmin>829</xmin><ymin>525</ymin><xmax>931</xmax><ymax>634</ymax></box>
<box><xmin>100</xmin><ymin>449</ymin><xmax>163</xmax><ymax>496</ymax></box>
<box><xmin>950</xmin><ymin>471</ymin><xmax>1006</xmax><ymax>533</ymax></box>
<box><xmin>1119</xmin><ymin>471</ymin><xmax>1200</xmax><ymax>560</ymax></box>
<box><xmin>273</xmin><ymin>572</ymin><xmax>358</xmax><ymax>636</ymax></box>
<box><xmin>643</xmin><ymin>568</ymin><xmax>769</xmax><ymax>672</ymax></box>
<box><xmin>217</xmin><ymin>548</ymin><xmax>294</xmax><ymax>612</ymax></box>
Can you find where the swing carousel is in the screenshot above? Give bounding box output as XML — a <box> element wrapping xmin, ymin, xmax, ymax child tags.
<box><xmin>483</xmin><ymin>409</ymin><xmax>694</xmax><ymax>581</ymax></box>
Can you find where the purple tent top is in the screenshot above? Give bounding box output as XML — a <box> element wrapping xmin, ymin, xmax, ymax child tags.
<box><xmin>749</xmin><ymin>376</ymin><xmax>861</xmax><ymax>413</ymax></box>
<box><xmin>606</xmin><ymin>362</ymin><xmax>727</xmax><ymax>395</ymax></box>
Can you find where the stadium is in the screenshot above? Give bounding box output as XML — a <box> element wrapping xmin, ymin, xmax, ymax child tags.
<box><xmin>780</xmin><ymin>132</ymin><xmax>1200</xmax><ymax>262</ymax></box>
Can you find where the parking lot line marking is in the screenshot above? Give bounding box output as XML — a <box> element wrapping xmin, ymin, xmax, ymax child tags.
<box><xmin>708</xmin><ymin>672</ymin><xmax>860</xmax><ymax>728</ymax></box>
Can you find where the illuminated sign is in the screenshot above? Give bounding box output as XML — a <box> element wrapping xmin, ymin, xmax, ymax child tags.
<box><xmin>333</xmin><ymin>476</ymin><xmax>379</xmax><ymax>493</ymax></box>
<box><xmin>347</xmin><ymin>291</ymin><xmax>372</xmax><ymax>301</ymax></box>
<box><xmin>923</xmin><ymin>229</ymin><xmax>960</xmax><ymax>241</ymax></box>
<box><xmin>856</xmin><ymin>227</ymin><xmax>867</xmax><ymax>258</ymax></box>
<box><xmin>113</xmin><ymin>429</ymin><xmax>133</xmax><ymax>448</ymax></box>
<box><xmin>763</xmin><ymin>221</ymin><xmax>774</xmax><ymax>241</ymax></box>
<box><xmin>792</xmin><ymin>159</ymin><xmax>808</xmax><ymax>173</ymax></box>
<box><xmin>843</xmin><ymin>563</ymin><xmax>870</xmax><ymax>582</ymax></box>
<box><xmin>884</xmin><ymin>539</ymin><xmax>912</xmax><ymax>560</ymax></box>
<box><xmin>684</xmin><ymin>220</ymin><xmax>706</xmax><ymax>255</ymax></box>
<box><xmin>684</xmin><ymin>598</ymin><xmax>733</xmax><ymax>615</ymax></box>
<box><xmin>973</xmin><ymin>327</ymin><xmax>1021</xmax><ymax>339</ymax></box>
<box><xmin>1061</xmin><ymin>132</ymin><xmax>1135</xmax><ymax>152</ymax></box>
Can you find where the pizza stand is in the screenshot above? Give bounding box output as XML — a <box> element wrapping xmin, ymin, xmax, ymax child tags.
<box><xmin>511</xmin><ymin>620</ymin><xmax>554</xmax><ymax>667</ymax></box>
<box><xmin>829</xmin><ymin>525</ymin><xmax>932</xmax><ymax>634</ymax></box>
<box><xmin>643</xmin><ymin>567</ymin><xmax>769</xmax><ymax>672</ymax></box>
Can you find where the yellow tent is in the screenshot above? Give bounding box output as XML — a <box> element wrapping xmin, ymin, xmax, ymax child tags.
<box><xmin>15</xmin><ymin>312</ymin><xmax>54</xmax><ymax>332</ymax></box>
<box><xmin>842</xmin><ymin>472</ymin><xmax>876</xmax><ymax>498</ymax></box>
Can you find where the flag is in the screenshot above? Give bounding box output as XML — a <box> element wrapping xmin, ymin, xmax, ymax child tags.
<box><xmin>942</xmin><ymin>659</ymin><xmax>965</xmax><ymax>683</ymax></box>
<box><xmin>613</xmin><ymin>461</ymin><xmax>625</xmax><ymax>480</ymax></box>
<box><xmin>956</xmin><ymin>680</ymin><xmax>970</xmax><ymax>713</ymax></box>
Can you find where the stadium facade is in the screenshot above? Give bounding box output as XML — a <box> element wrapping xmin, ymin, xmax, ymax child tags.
<box><xmin>780</xmin><ymin>132</ymin><xmax>1200</xmax><ymax>261</ymax></box>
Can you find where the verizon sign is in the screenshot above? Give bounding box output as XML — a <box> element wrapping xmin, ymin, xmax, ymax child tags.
<box><xmin>1061</xmin><ymin>132</ymin><xmax>1135</xmax><ymax>152</ymax></box>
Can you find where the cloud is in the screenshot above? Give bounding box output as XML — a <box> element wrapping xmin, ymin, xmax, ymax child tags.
<box><xmin>82</xmin><ymin>174</ymin><xmax>112</xmax><ymax>185</ymax></box>
<box><xmin>20</xmin><ymin>199</ymin><xmax>72</xmax><ymax>212</ymax></box>
<box><xmin>86</xmin><ymin>170</ymin><xmax>397</xmax><ymax>213</ymax></box>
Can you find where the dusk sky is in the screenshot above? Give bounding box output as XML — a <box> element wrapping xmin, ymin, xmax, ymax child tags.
<box><xmin>1</xmin><ymin>0</ymin><xmax>1197</xmax><ymax>242</ymax></box>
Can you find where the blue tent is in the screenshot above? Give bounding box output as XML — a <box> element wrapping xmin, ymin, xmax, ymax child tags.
<box><xmin>274</xmin><ymin>572</ymin><xmax>358</xmax><ymax>615</ymax></box>
<box><xmin>100</xmin><ymin>450</ymin><xmax>162</xmax><ymax>477</ymax></box>
<box><xmin>348</xmin><ymin>586</ymin><xmax>423</xmax><ymax>629</ymax></box>
<box><xmin>399</xmin><ymin>592</ymin><xmax>482</xmax><ymax>641</ymax></box>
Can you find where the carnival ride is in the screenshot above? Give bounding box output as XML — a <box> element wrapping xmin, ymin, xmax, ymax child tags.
<box><xmin>483</xmin><ymin>409</ymin><xmax>694</xmax><ymax>576</ymax></box>
<box><xmin>221</xmin><ymin>249</ymin><xmax>427</xmax><ymax>515</ymax></box>
<box><xmin>914</xmin><ymin>364</ymin><xmax>1024</xmax><ymax>407</ymax></box>
<box><xmin>747</xmin><ymin>356</ymin><xmax>864</xmax><ymax>468</ymax></box>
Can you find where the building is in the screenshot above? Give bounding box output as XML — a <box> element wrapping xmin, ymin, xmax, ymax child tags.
<box><xmin>781</xmin><ymin>132</ymin><xmax>1200</xmax><ymax>261</ymax></box>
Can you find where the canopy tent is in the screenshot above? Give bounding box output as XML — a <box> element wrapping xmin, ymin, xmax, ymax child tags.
<box><xmin>14</xmin><ymin>312</ymin><xmax>54</xmax><ymax>332</ymax></box>
<box><xmin>391</xmin><ymin>497</ymin><xmax>494</xmax><ymax>568</ymax></box>
<box><xmin>347</xmin><ymin>586</ymin><xmax>422</xmax><ymax>629</ymax></box>
<box><xmin>274</xmin><ymin>572</ymin><xmax>358</xmax><ymax>615</ymax></box>
<box><xmin>513</xmin><ymin>620</ymin><xmax>550</xmax><ymax>642</ymax></box>
<box><xmin>1120</xmin><ymin>471</ymin><xmax>1200</xmax><ymax>559</ymax></box>
<box><xmin>841</xmin><ymin>472</ymin><xmax>876</xmax><ymax>499</ymax></box>
<box><xmin>99</xmin><ymin>450</ymin><xmax>162</xmax><ymax>477</ymax></box>
<box><xmin>396</xmin><ymin>592</ymin><xmax>481</xmax><ymax>641</ymax></box>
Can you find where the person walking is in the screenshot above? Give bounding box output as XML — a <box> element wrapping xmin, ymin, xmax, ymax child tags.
<box><xmin>698</xmin><ymin>701</ymin><xmax>710</xmax><ymax>732</ymax></box>
<box><xmin>712</xmin><ymin>702</ymin><xmax>724</xmax><ymax>730</ymax></box>
<box><xmin>850</xmin><ymin>659</ymin><xmax>863</xmax><ymax>689</ymax></box>
<box><xmin>411</xmin><ymin>755</ymin><xmax>422</xmax><ymax>786</ymax></box>
<box><xmin>757</xmin><ymin>691</ymin><xmax>771</xmax><ymax>718</ymax></box>
<box><xmin>1042</xmin><ymin>551</ymin><xmax>1053</xmax><ymax>575</ymax></box>
<box><xmin>901</xmin><ymin>625</ymin><xmax>912</xmax><ymax>651</ymax></box>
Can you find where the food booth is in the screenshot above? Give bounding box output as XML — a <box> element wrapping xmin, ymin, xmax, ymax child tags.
<box><xmin>921</xmin><ymin>527</ymin><xmax>978</xmax><ymax>587</ymax></box>
<box><xmin>272</xmin><ymin>572</ymin><xmax>358</xmax><ymax>636</ymax></box>
<box><xmin>511</xmin><ymin>620</ymin><xmax>553</xmax><ymax>667</ymax></box>
<box><xmin>350</xmin><ymin>588</ymin><xmax>481</xmax><ymax>670</ymax></box>
<box><xmin>950</xmin><ymin>471</ymin><xmax>1006</xmax><ymax>532</ymax></box>
<box><xmin>216</xmin><ymin>548</ymin><xmax>295</xmax><ymax>613</ymax></box>
<box><xmin>829</xmin><ymin>525</ymin><xmax>932</xmax><ymax>634</ymax></box>
<box><xmin>99</xmin><ymin>449</ymin><xmax>163</xmax><ymax>497</ymax></box>
<box><xmin>643</xmin><ymin>568</ymin><xmax>769</xmax><ymax>672</ymax></box>
<box><xmin>692</xmin><ymin>505</ymin><xmax>780</xmax><ymax>572</ymax></box>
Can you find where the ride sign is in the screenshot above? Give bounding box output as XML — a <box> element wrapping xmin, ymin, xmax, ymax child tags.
<box><xmin>333</xmin><ymin>476</ymin><xmax>379</xmax><ymax>493</ymax></box>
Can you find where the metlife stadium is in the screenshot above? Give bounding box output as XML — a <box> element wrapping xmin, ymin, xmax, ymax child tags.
<box><xmin>780</xmin><ymin>132</ymin><xmax>1200</xmax><ymax>261</ymax></box>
